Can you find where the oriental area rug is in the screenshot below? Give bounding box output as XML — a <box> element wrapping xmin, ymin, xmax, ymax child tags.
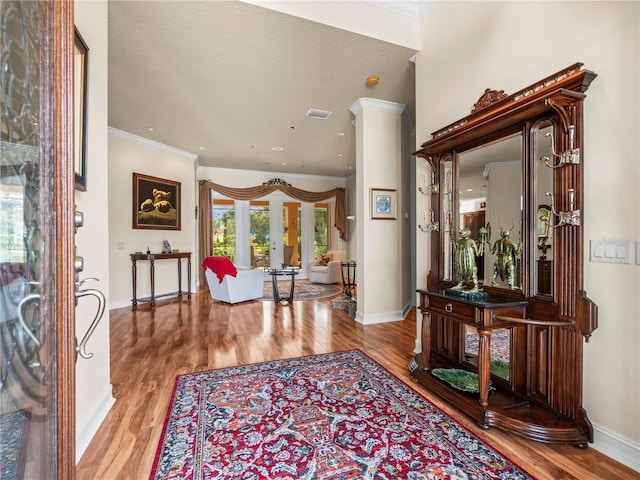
<box><xmin>261</xmin><ymin>280</ymin><xmax>343</xmax><ymax>301</ymax></box>
<box><xmin>150</xmin><ymin>350</ymin><xmax>534</xmax><ymax>480</ymax></box>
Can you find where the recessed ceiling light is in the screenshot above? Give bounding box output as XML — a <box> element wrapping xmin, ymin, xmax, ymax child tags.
<box><xmin>281</xmin><ymin>162</ymin><xmax>286</xmax><ymax>166</ymax></box>
<box><xmin>199</xmin><ymin>146</ymin><xmax>206</xmax><ymax>150</ymax></box>
<box><xmin>271</xmin><ymin>146</ymin><xmax>284</xmax><ymax>151</ymax></box>
<box><xmin>338</xmin><ymin>132</ymin><xmax>345</xmax><ymax>136</ymax></box>
<box><xmin>145</xmin><ymin>126</ymin><xmax>155</xmax><ymax>132</ymax></box>
<box><xmin>348</xmin><ymin>166</ymin><xmax>352</xmax><ymax>170</ymax></box>
<box><xmin>337</xmin><ymin>153</ymin><xmax>343</xmax><ymax>157</ymax></box>
<box><xmin>466</xmin><ymin>188</ymin><xmax>473</xmax><ymax>192</ymax></box>
<box><xmin>250</xmin><ymin>145</ymin><xmax>257</xmax><ymax>149</ymax></box>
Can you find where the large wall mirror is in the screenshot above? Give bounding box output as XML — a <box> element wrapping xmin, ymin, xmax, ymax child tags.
<box><xmin>533</xmin><ymin>121</ymin><xmax>554</xmax><ymax>297</ymax></box>
<box><xmin>458</xmin><ymin>133</ymin><xmax>523</xmax><ymax>292</ymax></box>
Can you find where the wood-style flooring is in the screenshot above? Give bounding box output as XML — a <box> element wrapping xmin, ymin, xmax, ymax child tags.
<box><xmin>76</xmin><ymin>288</ymin><xmax>637</xmax><ymax>479</ymax></box>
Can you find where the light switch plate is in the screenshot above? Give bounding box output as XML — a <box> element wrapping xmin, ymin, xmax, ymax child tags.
<box><xmin>590</xmin><ymin>240</ymin><xmax>631</xmax><ymax>264</ymax></box>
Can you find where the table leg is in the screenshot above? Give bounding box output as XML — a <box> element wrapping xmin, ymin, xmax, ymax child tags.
<box><xmin>287</xmin><ymin>273</ymin><xmax>296</xmax><ymax>302</ymax></box>
<box><xmin>421</xmin><ymin>311</ymin><xmax>432</xmax><ymax>371</ymax></box>
<box><xmin>177</xmin><ymin>258</ymin><xmax>182</xmax><ymax>296</ymax></box>
<box><xmin>149</xmin><ymin>257</ymin><xmax>156</xmax><ymax>307</ymax></box>
<box><xmin>272</xmin><ymin>274</ymin><xmax>280</xmax><ymax>303</ymax></box>
<box><xmin>187</xmin><ymin>255</ymin><xmax>192</xmax><ymax>300</ymax></box>
<box><xmin>131</xmin><ymin>258</ymin><xmax>138</xmax><ymax>310</ymax></box>
<box><xmin>478</xmin><ymin>327</ymin><xmax>492</xmax><ymax>407</ymax></box>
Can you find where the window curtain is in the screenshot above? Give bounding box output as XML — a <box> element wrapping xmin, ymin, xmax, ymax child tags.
<box><xmin>198</xmin><ymin>180</ymin><xmax>346</xmax><ymax>283</ymax></box>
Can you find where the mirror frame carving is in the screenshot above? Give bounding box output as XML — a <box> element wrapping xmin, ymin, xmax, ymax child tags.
<box><xmin>411</xmin><ymin>64</ymin><xmax>599</xmax><ymax>446</ymax></box>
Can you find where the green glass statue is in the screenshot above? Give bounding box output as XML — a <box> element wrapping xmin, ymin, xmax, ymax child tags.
<box><xmin>491</xmin><ymin>226</ymin><xmax>522</xmax><ymax>289</ymax></box>
<box><xmin>451</xmin><ymin>227</ymin><xmax>489</xmax><ymax>292</ymax></box>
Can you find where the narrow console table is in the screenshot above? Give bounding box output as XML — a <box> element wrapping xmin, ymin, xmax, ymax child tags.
<box><xmin>130</xmin><ymin>252</ymin><xmax>192</xmax><ymax>309</ymax></box>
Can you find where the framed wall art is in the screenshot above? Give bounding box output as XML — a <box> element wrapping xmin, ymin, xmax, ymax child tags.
<box><xmin>370</xmin><ymin>188</ymin><xmax>396</xmax><ymax>220</ymax></box>
<box><xmin>132</xmin><ymin>173</ymin><xmax>181</xmax><ymax>230</ymax></box>
<box><xmin>74</xmin><ymin>27</ymin><xmax>89</xmax><ymax>191</ymax></box>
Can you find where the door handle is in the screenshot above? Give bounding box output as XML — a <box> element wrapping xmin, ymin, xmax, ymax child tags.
<box><xmin>75</xmin><ymin>279</ymin><xmax>106</xmax><ymax>361</ymax></box>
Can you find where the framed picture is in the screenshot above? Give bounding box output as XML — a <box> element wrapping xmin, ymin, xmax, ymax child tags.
<box><xmin>132</xmin><ymin>173</ymin><xmax>181</xmax><ymax>230</ymax></box>
<box><xmin>74</xmin><ymin>27</ymin><xmax>89</xmax><ymax>191</ymax></box>
<box><xmin>370</xmin><ymin>188</ymin><xmax>396</xmax><ymax>220</ymax></box>
<box><xmin>537</xmin><ymin>205</ymin><xmax>551</xmax><ymax>238</ymax></box>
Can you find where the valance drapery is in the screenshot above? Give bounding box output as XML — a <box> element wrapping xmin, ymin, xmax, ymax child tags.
<box><xmin>198</xmin><ymin>180</ymin><xmax>346</xmax><ymax>283</ymax></box>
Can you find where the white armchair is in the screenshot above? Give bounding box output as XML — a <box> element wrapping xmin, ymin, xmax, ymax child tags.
<box><xmin>204</xmin><ymin>260</ymin><xmax>264</xmax><ymax>304</ymax></box>
<box><xmin>308</xmin><ymin>250</ymin><xmax>347</xmax><ymax>284</ymax></box>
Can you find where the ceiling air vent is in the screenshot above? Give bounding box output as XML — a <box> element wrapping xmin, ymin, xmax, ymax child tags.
<box><xmin>305</xmin><ymin>108</ymin><xmax>332</xmax><ymax>120</ymax></box>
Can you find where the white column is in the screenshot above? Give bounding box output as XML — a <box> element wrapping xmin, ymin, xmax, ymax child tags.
<box><xmin>349</xmin><ymin>98</ymin><xmax>407</xmax><ymax>324</ymax></box>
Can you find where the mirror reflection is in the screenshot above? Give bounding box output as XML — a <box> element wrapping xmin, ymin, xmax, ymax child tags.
<box><xmin>458</xmin><ymin>133</ymin><xmax>523</xmax><ymax>290</ymax></box>
<box><xmin>535</xmin><ymin>123</ymin><xmax>554</xmax><ymax>295</ymax></box>
<box><xmin>442</xmin><ymin>156</ymin><xmax>454</xmax><ymax>282</ymax></box>
<box><xmin>459</xmin><ymin>134</ymin><xmax>521</xmax><ymax>381</ymax></box>
<box><xmin>464</xmin><ymin>326</ymin><xmax>511</xmax><ymax>380</ymax></box>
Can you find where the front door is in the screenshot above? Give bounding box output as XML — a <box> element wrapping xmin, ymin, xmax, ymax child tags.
<box><xmin>0</xmin><ymin>1</ymin><xmax>76</xmax><ymax>478</ymax></box>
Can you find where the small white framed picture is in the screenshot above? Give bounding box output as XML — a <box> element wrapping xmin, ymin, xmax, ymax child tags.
<box><xmin>370</xmin><ymin>188</ymin><xmax>396</xmax><ymax>220</ymax></box>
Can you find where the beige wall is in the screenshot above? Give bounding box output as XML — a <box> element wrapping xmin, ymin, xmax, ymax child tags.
<box><xmin>108</xmin><ymin>130</ymin><xmax>197</xmax><ymax>308</ymax></box>
<box><xmin>416</xmin><ymin>0</ymin><xmax>639</xmax><ymax>464</ymax></box>
<box><xmin>74</xmin><ymin>0</ymin><xmax>113</xmax><ymax>461</ymax></box>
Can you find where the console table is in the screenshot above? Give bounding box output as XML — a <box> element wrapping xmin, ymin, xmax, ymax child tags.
<box><xmin>130</xmin><ymin>252</ymin><xmax>191</xmax><ymax>309</ymax></box>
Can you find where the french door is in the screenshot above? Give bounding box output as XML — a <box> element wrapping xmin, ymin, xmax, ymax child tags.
<box><xmin>213</xmin><ymin>194</ymin><xmax>331</xmax><ymax>277</ymax></box>
<box><xmin>0</xmin><ymin>1</ymin><xmax>76</xmax><ymax>478</ymax></box>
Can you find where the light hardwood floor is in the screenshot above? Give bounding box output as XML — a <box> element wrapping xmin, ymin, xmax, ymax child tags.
<box><xmin>76</xmin><ymin>288</ymin><xmax>637</xmax><ymax>479</ymax></box>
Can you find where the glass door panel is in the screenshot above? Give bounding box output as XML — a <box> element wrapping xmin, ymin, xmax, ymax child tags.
<box><xmin>212</xmin><ymin>200</ymin><xmax>235</xmax><ymax>260</ymax></box>
<box><xmin>314</xmin><ymin>203</ymin><xmax>329</xmax><ymax>257</ymax></box>
<box><xmin>283</xmin><ymin>202</ymin><xmax>301</xmax><ymax>267</ymax></box>
<box><xmin>250</xmin><ymin>201</ymin><xmax>270</xmax><ymax>270</ymax></box>
<box><xmin>1</xmin><ymin>1</ymin><xmax>71</xmax><ymax>477</ymax></box>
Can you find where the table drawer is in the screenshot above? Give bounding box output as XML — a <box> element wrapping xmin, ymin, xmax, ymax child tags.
<box><xmin>428</xmin><ymin>296</ymin><xmax>475</xmax><ymax>322</ymax></box>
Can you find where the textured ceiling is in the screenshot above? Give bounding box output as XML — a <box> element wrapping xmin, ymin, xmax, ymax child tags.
<box><xmin>108</xmin><ymin>1</ymin><xmax>418</xmax><ymax>178</ymax></box>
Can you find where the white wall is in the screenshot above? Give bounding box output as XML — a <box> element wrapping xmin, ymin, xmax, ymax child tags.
<box><xmin>416</xmin><ymin>0</ymin><xmax>639</xmax><ymax>469</ymax></box>
<box><xmin>108</xmin><ymin>130</ymin><xmax>197</xmax><ymax>308</ymax></box>
<box><xmin>74</xmin><ymin>0</ymin><xmax>113</xmax><ymax>462</ymax></box>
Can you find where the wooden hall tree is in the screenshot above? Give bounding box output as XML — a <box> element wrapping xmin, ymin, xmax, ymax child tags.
<box><xmin>410</xmin><ymin>64</ymin><xmax>598</xmax><ymax>446</ymax></box>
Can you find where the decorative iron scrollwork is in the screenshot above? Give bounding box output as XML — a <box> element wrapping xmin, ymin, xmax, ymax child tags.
<box><xmin>263</xmin><ymin>178</ymin><xmax>292</xmax><ymax>187</ymax></box>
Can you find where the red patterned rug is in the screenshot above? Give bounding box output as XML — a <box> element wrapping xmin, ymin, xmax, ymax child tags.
<box><xmin>150</xmin><ymin>350</ymin><xmax>534</xmax><ymax>479</ymax></box>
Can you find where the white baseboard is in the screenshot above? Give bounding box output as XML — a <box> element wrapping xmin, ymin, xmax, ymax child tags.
<box><xmin>355</xmin><ymin>310</ymin><xmax>404</xmax><ymax>325</ymax></box>
<box><xmin>109</xmin><ymin>298</ymin><xmax>131</xmax><ymax>310</ymax></box>
<box><xmin>76</xmin><ymin>388</ymin><xmax>115</xmax><ymax>464</ymax></box>
<box><xmin>592</xmin><ymin>424</ymin><xmax>640</xmax><ymax>472</ymax></box>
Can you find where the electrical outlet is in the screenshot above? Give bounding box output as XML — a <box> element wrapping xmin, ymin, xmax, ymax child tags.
<box><xmin>117</xmin><ymin>242</ymin><xmax>125</xmax><ymax>250</ymax></box>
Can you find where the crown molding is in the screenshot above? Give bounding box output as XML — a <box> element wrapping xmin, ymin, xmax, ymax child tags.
<box><xmin>363</xmin><ymin>0</ymin><xmax>437</xmax><ymax>19</ymax></box>
<box><xmin>108</xmin><ymin>127</ymin><xmax>198</xmax><ymax>161</ymax></box>
<box><xmin>349</xmin><ymin>98</ymin><xmax>415</xmax><ymax>134</ymax></box>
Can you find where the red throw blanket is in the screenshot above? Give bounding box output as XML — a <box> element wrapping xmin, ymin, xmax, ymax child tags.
<box><xmin>202</xmin><ymin>256</ymin><xmax>237</xmax><ymax>283</ymax></box>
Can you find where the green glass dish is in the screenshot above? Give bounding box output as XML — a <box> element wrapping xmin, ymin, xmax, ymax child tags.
<box><xmin>431</xmin><ymin>368</ymin><xmax>494</xmax><ymax>393</ymax></box>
